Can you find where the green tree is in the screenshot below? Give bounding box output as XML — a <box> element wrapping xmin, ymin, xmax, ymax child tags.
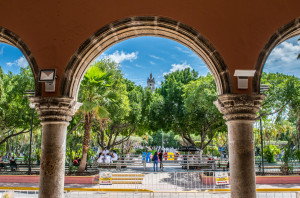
<box><xmin>182</xmin><ymin>73</ymin><xmax>226</xmax><ymax>157</ymax></box>
<box><xmin>0</xmin><ymin>66</ymin><xmax>39</xmax><ymax>150</ymax></box>
<box><xmin>77</xmin><ymin>59</ymin><xmax>119</xmax><ymax>172</ymax></box>
<box><xmin>260</xmin><ymin>72</ymin><xmax>300</xmax><ymax>150</ymax></box>
<box><xmin>148</xmin><ymin>130</ymin><xmax>181</xmax><ymax>149</ymax></box>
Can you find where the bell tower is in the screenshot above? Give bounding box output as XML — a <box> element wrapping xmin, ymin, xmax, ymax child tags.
<box><xmin>147</xmin><ymin>73</ymin><xmax>155</xmax><ymax>92</ymax></box>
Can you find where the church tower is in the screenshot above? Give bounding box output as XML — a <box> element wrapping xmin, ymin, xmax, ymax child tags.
<box><xmin>147</xmin><ymin>73</ymin><xmax>155</xmax><ymax>92</ymax></box>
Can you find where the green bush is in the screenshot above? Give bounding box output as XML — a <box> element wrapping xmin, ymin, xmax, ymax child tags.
<box><xmin>204</xmin><ymin>145</ymin><xmax>220</xmax><ymax>157</ymax></box>
<box><xmin>135</xmin><ymin>148</ymin><xmax>148</xmax><ymax>155</ymax></box>
<box><xmin>295</xmin><ymin>150</ymin><xmax>300</xmax><ymax>161</ymax></box>
<box><xmin>68</xmin><ymin>165</ymin><xmax>79</xmax><ymax>174</ymax></box>
<box><xmin>263</xmin><ymin>145</ymin><xmax>281</xmax><ymax>163</ymax></box>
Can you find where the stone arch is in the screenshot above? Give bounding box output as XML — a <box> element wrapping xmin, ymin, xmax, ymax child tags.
<box><xmin>253</xmin><ymin>17</ymin><xmax>300</xmax><ymax>93</ymax></box>
<box><xmin>0</xmin><ymin>26</ymin><xmax>41</xmax><ymax>95</ymax></box>
<box><xmin>62</xmin><ymin>16</ymin><xmax>232</xmax><ymax>98</ymax></box>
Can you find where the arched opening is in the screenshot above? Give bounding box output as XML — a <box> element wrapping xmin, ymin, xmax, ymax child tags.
<box><xmin>254</xmin><ymin>29</ymin><xmax>300</xmax><ymax>175</ymax></box>
<box><xmin>0</xmin><ymin>26</ymin><xmax>40</xmax><ymax>95</ymax></box>
<box><xmin>253</xmin><ymin>17</ymin><xmax>300</xmax><ymax>93</ymax></box>
<box><xmin>68</xmin><ymin>35</ymin><xmax>227</xmax><ymax>175</ymax></box>
<box><xmin>0</xmin><ymin>28</ymin><xmax>41</xmax><ymax>173</ymax></box>
<box><xmin>62</xmin><ymin>16</ymin><xmax>232</xmax><ymax>99</ymax></box>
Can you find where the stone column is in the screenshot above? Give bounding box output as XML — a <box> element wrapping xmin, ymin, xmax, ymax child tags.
<box><xmin>29</xmin><ymin>97</ymin><xmax>81</xmax><ymax>198</ymax></box>
<box><xmin>214</xmin><ymin>94</ymin><xmax>265</xmax><ymax>198</ymax></box>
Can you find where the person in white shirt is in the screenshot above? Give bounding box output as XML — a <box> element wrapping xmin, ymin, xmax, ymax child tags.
<box><xmin>111</xmin><ymin>151</ymin><xmax>118</xmax><ymax>163</ymax></box>
<box><xmin>97</xmin><ymin>153</ymin><xmax>104</xmax><ymax>163</ymax></box>
<box><xmin>102</xmin><ymin>147</ymin><xmax>110</xmax><ymax>155</ymax></box>
<box><xmin>104</xmin><ymin>154</ymin><xmax>111</xmax><ymax>163</ymax></box>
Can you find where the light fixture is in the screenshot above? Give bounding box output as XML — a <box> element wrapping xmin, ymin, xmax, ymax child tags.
<box><xmin>234</xmin><ymin>70</ymin><xmax>256</xmax><ymax>89</ymax></box>
<box><xmin>38</xmin><ymin>69</ymin><xmax>56</xmax><ymax>92</ymax></box>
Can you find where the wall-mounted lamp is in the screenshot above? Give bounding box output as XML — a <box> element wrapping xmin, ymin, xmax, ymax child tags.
<box><xmin>234</xmin><ymin>70</ymin><xmax>256</xmax><ymax>89</ymax></box>
<box><xmin>38</xmin><ymin>69</ymin><xmax>56</xmax><ymax>92</ymax></box>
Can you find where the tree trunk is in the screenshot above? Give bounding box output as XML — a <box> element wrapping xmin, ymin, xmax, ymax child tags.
<box><xmin>199</xmin><ymin>149</ymin><xmax>203</xmax><ymax>162</ymax></box>
<box><xmin>298</xmin><ymin>117</ymin><xmax>300</xmax><ymax>150</ymax></box>
<box><xmin>78</xmin><ymin>113</ymin><xmax>92</xmax><ymax>173</ymax></box>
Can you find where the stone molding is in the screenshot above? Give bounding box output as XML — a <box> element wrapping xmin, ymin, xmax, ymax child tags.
<box><xmin>29</xmin><ymin>97</ymin><xmax>82</xmax><ymax>122</ymax></box>
<box><xmin>214</xmin><ymin>94</ymin><xmax>266</xmax><ymax>121</ymax></box>
<box><xmin>253</xmin><ymin>17</ymin><xmax>300</xmax><ymax>93</ymax></box>
<box><xmin>62</xmin><ymin>16</ymin><xmax>232</xmax><ymax>99</ymax></box>
<box><xmin>0</xmin><ymin>26</ymin><xmax>41</xmax><ymax>96</ymax></box>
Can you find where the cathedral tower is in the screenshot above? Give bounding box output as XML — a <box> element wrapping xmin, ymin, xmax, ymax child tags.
<box><xmin>147</xmin><ymin>73</ymin><xmax>155</xmax><ymax>92</ymax></box>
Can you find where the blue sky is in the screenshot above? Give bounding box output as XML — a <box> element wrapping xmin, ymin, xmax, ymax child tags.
<box><xmin>0</xmin><ymin>36</ymin><xmax>299</xmax><ymax>87</ymax></box>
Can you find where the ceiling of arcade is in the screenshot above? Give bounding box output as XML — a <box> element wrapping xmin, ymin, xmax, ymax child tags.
<box><xmin>0</xmin><ymin>0</ymin><xmax>299</xmax><ymax>96</ymax></box>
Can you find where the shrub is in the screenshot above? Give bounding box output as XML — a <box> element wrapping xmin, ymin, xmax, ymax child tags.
<box><xmin>135</xmin><ymin>148</ymin><xmax>148</xmax><ymax>155</ymax></box>
<box><xmin>263</xmin><ymin>145</ymin><xmax>281</xmax><ymax>163</ymax></box>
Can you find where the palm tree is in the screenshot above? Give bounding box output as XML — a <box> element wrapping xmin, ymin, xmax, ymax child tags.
<box><xmin>77</xmin><ymin>60</ymin><xmax>117</xmax><ymax>172</ymax></box>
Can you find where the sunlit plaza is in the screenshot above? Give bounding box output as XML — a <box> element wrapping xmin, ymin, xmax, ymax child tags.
<box><xmin>0</xmin><ymin>1</ymin><xmax>300</xmax><ymax>198</ymax></box>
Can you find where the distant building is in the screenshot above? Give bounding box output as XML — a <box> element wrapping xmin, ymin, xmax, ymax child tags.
<box><xmin>147</xmin><ymin>73</ymin><xmax>155</xmax><ymax>92</ymax></box>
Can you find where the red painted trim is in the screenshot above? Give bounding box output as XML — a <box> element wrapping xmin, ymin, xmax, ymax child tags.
<box><xmin>0</xmin><ymin>175</ymin><xmax>97</xmax><ymax>184</ymax></box>
<box><xmin>202</xmin><ymin>176</ymin><xmax>300</xmax><ymax>185</ymax></box>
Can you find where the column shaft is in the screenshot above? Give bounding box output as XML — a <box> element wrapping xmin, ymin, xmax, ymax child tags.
<box><xmin>39</xmin><ymin>122</ymin><xmax>68</xmax><ymax>198</ymax></box>
<box><xmin>214</xmin><ymin>94</ymin><xmax>265</xmax><ymax>198</ymax></box>
<box><xmin>29</xmin><ymin>97</ymin><xmax>81</xmax><ymax>198</ymax></box>
<box><xmin>227</xmin><ymin>120</ymin><xmax>256</xmax><ymax>198</ymax></box>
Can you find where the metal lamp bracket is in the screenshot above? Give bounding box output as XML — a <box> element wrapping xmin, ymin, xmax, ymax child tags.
<box><xmin>38</xmin><ymin>69</ymin><xmax>57</xmax><ymax>92</ymax></box>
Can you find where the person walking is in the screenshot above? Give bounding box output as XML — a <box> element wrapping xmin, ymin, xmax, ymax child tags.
<box><xmin>158</xmin><ymin>150</ymin><xmax>163</xmax><ymax>171</ymax></box>
<box><xmin>153</xmin><ymin>152</ymin><xmax>158</xmax><ymax>172</ymax></box>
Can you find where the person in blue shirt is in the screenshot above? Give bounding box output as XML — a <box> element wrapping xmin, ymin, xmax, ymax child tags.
<box><xmin>153</xmin><ymin>152</ymin><xmax>158</xmax><ymax>172</ymax></box>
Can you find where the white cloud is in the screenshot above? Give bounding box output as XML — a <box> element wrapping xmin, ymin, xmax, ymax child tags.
<box><xmin>266</xmin><ymin>40</ymin><xmax>300</xmax><ymax>64</ymax></box>
<box><xmin>264</xmin><ymin>38</ymin><xmax>300</xmax><ymax>78</ymax></box>
<box><xmin>104</xmin><ymin>50</ymin><xmax>138</xmax><ymax>63</ymax></box>
<box><xmin>6</xmin><ymin>56</ymin><xmax>28</xmax><ymax>68</ymax></box>
<box><xmin>0</xmin><ymin>46</ymin><xmax>4</xmax><ymax>56</ymax></box>
<box><xmin>149</xmin><ymin>55</ymin><xmax>164</xmax><ymax>60</ymax></box>
<box><xmin>175</xmin><ymin>46</ymin><xmax>190</xmax><ymax>54</ymax></box>
<box><xmin>150</xmin><ymin>61</ymin><xmax>155</xmax><ymax>65</ymax></box>
<box><xmin>135</xmin><ymin>64</ymin><xmax>145</xmax><ymax>69</ymax></box>
<box><xmin>163</xmin><ymin>61</ymin><xmax>192</xmax><ymax>76</ymax></box>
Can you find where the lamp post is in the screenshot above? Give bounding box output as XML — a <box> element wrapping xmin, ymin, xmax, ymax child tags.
<box><xmin>24</xmin><ymin>91</ymin><xmax>35</xmax><ymax>175</ymax></box>
<box><xmin>28</xmin><ymin>103</ymin><xmax>35</xmax><ymax>175</ymax></box>
<box><xmin>259</xmin><ymin>84</ymin><xmax>269</xmax><ymax>175</ymax></box>
<box><xmin>162</xmin><ymin>131</ymin><xmax>164</xmax><ymax>151</ymax></box>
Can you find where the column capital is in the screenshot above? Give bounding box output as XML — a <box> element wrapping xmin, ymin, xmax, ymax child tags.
<box><xmin>29</xmin><ymin>97</ymin><xmax>82</xmax><ymax>123</ymax></box>
<box><xmin>214</xmin><ymin>94</ymin><xmax>266</xmax><ymax>121</ymax></box>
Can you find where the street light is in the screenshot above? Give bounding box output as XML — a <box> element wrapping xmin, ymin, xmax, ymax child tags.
<box><xmin>24</xmin><ymin>91</ymin><xmax>35</xmax><ymax>175</ymax></box>
<box><xmin>259</xmin><ymin>84</ymin><xmax>269</xmax><ymax>175</ymax></box>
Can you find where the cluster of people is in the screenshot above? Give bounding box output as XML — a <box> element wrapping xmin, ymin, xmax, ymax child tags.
<box><xmin>0</xmin><ymin>155</ymin><xmax>17</xmax><ymax>171</ymax></box>
<box><xmin>96</xmin><ymin>147</ymin><xmax>118</xmax><ymax>164</ymax></box>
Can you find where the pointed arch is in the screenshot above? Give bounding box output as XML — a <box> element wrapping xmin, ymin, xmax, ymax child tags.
<box><xmin>62</xmin><ymin>16</ymin><xmax>232</xmax><ymax>98</ymax></box>
<box><xmin>0</xmin><ymin>26</ymin><xmax>40</xmax><ymax>95</ymax></box>
<box><xmin>253</xmin><ymin>17</ymin><xmax>300</xmax><ymax>93</ymax></box>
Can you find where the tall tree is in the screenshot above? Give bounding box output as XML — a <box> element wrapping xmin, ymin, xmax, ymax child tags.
<box><xmin>77</xmin><ymin>59</ymin><xmax>120</xmax><ymax>172</ymax></box>
<box><xmin>181</xmin><ymin>73</ymin><xmax>226</xmax><ymax>157</ymax></box>
<box><xmin>260</xmin><ymin>72</ymin><xmax>300</xmax><ymax>148</ymax></box>
<box><xmin>0</xmin><ymin>66</ymin><xmax>39</xmax><ymax>148</ymax></box>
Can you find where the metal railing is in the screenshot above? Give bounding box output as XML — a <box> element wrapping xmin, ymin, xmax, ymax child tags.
<box><xmin>0</xmin><ymin>190</ymin><xmax>298</xmax><ymax>198</ymax></box>
<box><xmin>94</xmin><ymin>154</ymin><xmax>225</xmax><ymax>172</ymax></box>
<box><xmin>96</xmin><ymin>171</ymin><xmax>228</xmax><ymax>192</ymax></box>
<box><xmin>66</xmin><ymin>191</ymin><xmax>300</xmax><ymax>198</ymax></box>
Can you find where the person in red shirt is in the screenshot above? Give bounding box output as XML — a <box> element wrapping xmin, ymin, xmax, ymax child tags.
<box><xmin>73</xmin><ymin>157</ymin><xmax>79</xmax><ymax>167</ymax></box>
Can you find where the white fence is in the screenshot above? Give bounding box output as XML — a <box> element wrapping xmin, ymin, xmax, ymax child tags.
<box><xmin>67</xmin><ymin>191</ymin><xmax>300</xmax><ymax>198</ymax></box>
<box><xmin>97</xmin><ymin>171</ymin><xmax>228</xmax><ymax>191</ymax></box>
<box><xmin>0</xmin><ymin>190</ymin><xmax>299</xmax><ymax>198</ymax></box>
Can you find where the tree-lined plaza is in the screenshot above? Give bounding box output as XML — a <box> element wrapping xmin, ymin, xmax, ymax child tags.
<box><xmin>0</xmin><ymin>56</ymin><xmax>299</xmax><ymax>175</ymax></box>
